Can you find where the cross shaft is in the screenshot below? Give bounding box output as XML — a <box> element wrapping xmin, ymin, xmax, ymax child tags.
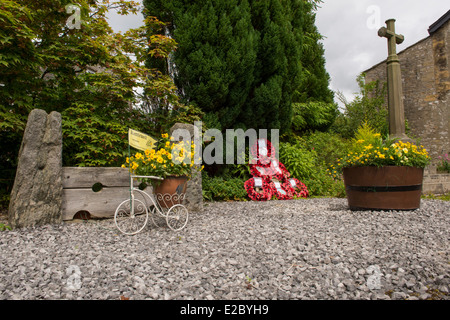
<box><xmin>377</xmin><ymin>19</ymin><xmax>412</xmax><ymax>143</ymax></box>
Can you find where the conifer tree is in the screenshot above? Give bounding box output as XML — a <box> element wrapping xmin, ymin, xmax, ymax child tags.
<box><xmin>289</xmin><ymin>1</ymin><xmax>338</xmax><ymax>134</ymax></box>
<box><xmin>144</xmin><ymin>0</ymin><xmax>312</xmax><ymax>133</ymax></box>
<box><xmin>294</xmin><ymin>0</ymin><xmax>334</xmax><ymax>104</ymax></box>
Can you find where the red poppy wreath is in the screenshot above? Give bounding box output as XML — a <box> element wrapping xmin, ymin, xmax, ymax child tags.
<box><xmin>249</xmin><ymin>165</ymin><xmax>270</xmax><ymax>180</ymax></box>
<box><xmin>250</xmin><ymin>138</ymin><xmax>276</xmax><ymax>165</ymax></box>
<box><xmin>244</xmin><ymin>177</ymin><xmax>273</xmax><ymax>201</ymax></box>
<box><xmin>269</xmin><ymin>159</ymin><xmax>290</xmax><ymax>179</ymax></box>
<box><xmin>269</xmin><ymin>179</ymin><xmax>293</xmax><ymax>200</ymax></box>
<box><xmin>283</xmin><ymin>178</ymin><xmax>309</xmax><ymax>198</ymax></box>
<box><xmin>249</xmin><ymin>160</ymin><xmax>289</xmax><ymax>181</ymax></box>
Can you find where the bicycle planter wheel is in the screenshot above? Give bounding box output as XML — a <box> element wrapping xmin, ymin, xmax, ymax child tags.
<box><xmin>166</xmin><ymin>204</ymin><xmax>189</xmax><ymax>231</ymax></box>
<box><xmin>114</xmin><ymin>198</ymin><xmax>149</xmax><ymax>235</ymax></box>
<box><xmin>149</xmin><ymin>205</ymin><xmax>166</xmax><ymax>228</ymax></box>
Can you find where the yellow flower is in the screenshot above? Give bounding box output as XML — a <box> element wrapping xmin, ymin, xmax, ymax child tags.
<box><xmin>162</xmin><ymin>133</ymin><xmax>168</xmax><ymax>138</ymax></box>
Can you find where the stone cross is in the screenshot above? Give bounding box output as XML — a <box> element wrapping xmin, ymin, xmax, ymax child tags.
<box><xmin>378</xmin><ymin>19</ymin><xmax>412</xmax><ymax>142</ymax></box>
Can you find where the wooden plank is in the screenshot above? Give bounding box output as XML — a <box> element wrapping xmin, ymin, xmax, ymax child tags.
<box><xmin>61</xmin><ymin>186</ymin><xmax>153</xmax><ymax>220</ymax></box>
<box><xmin>62</xmin><ymin>167</ymin><xmax>130</xmax><ymax>188</ymax></box>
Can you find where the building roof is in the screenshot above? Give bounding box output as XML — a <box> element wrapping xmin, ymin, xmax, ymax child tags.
<box><xmin>428</xmin><ymin>9</ymin><xmax>450</xmax><ymax>35</ymax></box>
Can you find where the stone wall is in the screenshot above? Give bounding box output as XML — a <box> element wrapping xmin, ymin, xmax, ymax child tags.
<box><xmin>364</xmin><ymin>20</ymin><xmax>449</xmax><ymax>164</ymax></box>
<box><xmin>422</xmin><ymin>166</ymin><xmax>450</xmax><ymax>195</ymax></box>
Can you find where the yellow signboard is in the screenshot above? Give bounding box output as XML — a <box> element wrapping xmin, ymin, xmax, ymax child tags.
<box><xmin>128</xmin><ymin>128</ymin><xmax>157</xmax><ymax>151</ymax></box>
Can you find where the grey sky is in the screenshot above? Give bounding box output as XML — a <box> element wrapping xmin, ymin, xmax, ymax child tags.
<box><xmin>315</xmin><ymin>0</ymin><xmax>446</xmax><ymax>106</ymax></box>
<box><xmin>106</xmin><ymin>1</ymin><xmax>448</xmax><ymax>106</ymax></box>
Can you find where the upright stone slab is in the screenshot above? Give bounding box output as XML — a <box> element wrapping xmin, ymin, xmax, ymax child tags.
<box><xmin>170</xmin><ymin>123</ymin><xmax>203</xmax><ymax>212</ymax></box>
<box><xmin>8</xmin><ymin>109</ymin><xmax>63</xmax><ymax>228</ymax></box>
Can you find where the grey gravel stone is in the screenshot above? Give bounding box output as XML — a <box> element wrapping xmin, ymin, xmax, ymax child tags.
<box><xmin>0</xmin><ymin>198</ymin><xmax>449</xmax><ymax>300</ymax></box>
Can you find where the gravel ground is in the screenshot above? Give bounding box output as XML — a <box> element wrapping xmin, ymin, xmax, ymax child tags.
<box><xmin>0</xmin><ymin>198</ymin><xmax>449</xmax><ymax>300</ymax></box>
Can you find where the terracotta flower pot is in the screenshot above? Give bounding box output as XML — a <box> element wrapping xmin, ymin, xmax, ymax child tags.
<box><xmin>154</xmin><ymin>176</ymin><xmax>188</xmax><ymax>208</ymax></box>
<box><xmin>343</xmin><ymin>166</ymin><xmax>423</xmax><ymax>210</ymax></box>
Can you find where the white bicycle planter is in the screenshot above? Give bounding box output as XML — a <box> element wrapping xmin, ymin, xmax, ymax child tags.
<box><xmin>114</xmin><ymin>175</ymin><xmax>189</xmax><ymax>235</ymax></box>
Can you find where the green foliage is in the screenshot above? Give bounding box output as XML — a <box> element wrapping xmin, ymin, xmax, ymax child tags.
<box><xmin>202</xmin><ymin>172</ymin><xmax>248</xmax><ymax>201</ymax></box>
<box><xmin>294</xmin><ymin>0</ymin><xmax>334</xmax><ymax>105</ymax></box>
<box><xmin>422</xmin><ymin>193</ymin><xmax>450</xmax><ymax>201</ymax></box>
<box><xmin>301</xmin><ymin>131</ymin><xmax>352</xmax><ymax>169</ymax></box>
<box><xmin>0</xmin><ymin>223</ymin><xmax>12</xmax><ymax>231</ymax></box>
<box><xmin>279</xmin><ymin>142</ymin><xmax>317</xmax><ymax>180</ymax></box>
<box><xmin>349</xmin><ymin>121</ymin><xmax>384</xmax><ymax>154</ymax></box>
<box><xmin>334</xmin><ymin>73</ymin><xmax>388</xmax><ymax>138</ymax></box>
<box><xmin>303</xmin><ymin>167</ymin><xmax>346</xmax><ymax>198</ymax></box>
<box><xmin>278</xmin><ymin>141</ymin><xmax>345</xmax><ymax>197</ymax></box>
<box><xmin>437</xmin><ymin>154</ymin><xmax>450</xmax><ymax>173</ymax></box>
<box><xmin>62</xmin><ymin>104</ymin><xmax>130</xmax><ymax>167</ymax></box>
<box><xmin>291</xmin><ymin>101</ymin><xmax>338</xmax><ymax>133</ymax></box>
<box><xmin>0</xmin><ymin>1</ymin><xmax>191</xmax><ymax>208</ymax></box>
<box><xmin>144</xmin><ymin>0</ymin><xmax>316</xmax><ymax>134</ymax></box>
<box><xmin>160</xmin><ymin>104</ymin><xmax>205</xmax><ymax>134</ymax></box>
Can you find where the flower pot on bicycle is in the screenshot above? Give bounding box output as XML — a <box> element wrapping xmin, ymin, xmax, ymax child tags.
<box><xmin>154</xmin><ymin>175</ymin><xmax>188</xmax><ymax>208</ymax></box>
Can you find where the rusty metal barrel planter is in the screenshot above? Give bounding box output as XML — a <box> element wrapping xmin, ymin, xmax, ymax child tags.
<box><xmin>343</xmin><ymin>166</ymin><xmax>424</xmax><ymax>210</ymax></box>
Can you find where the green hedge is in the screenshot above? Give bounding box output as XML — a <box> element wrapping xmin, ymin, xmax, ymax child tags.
<box><xmin>278</xmin><ymin>139</ymin><xmax>345</xmax><ymax>198</ymax></box>
<box><xmin>202</xmin><ymin>173</ymin><xmax>248</xmax><ymax>202</ymax></box>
